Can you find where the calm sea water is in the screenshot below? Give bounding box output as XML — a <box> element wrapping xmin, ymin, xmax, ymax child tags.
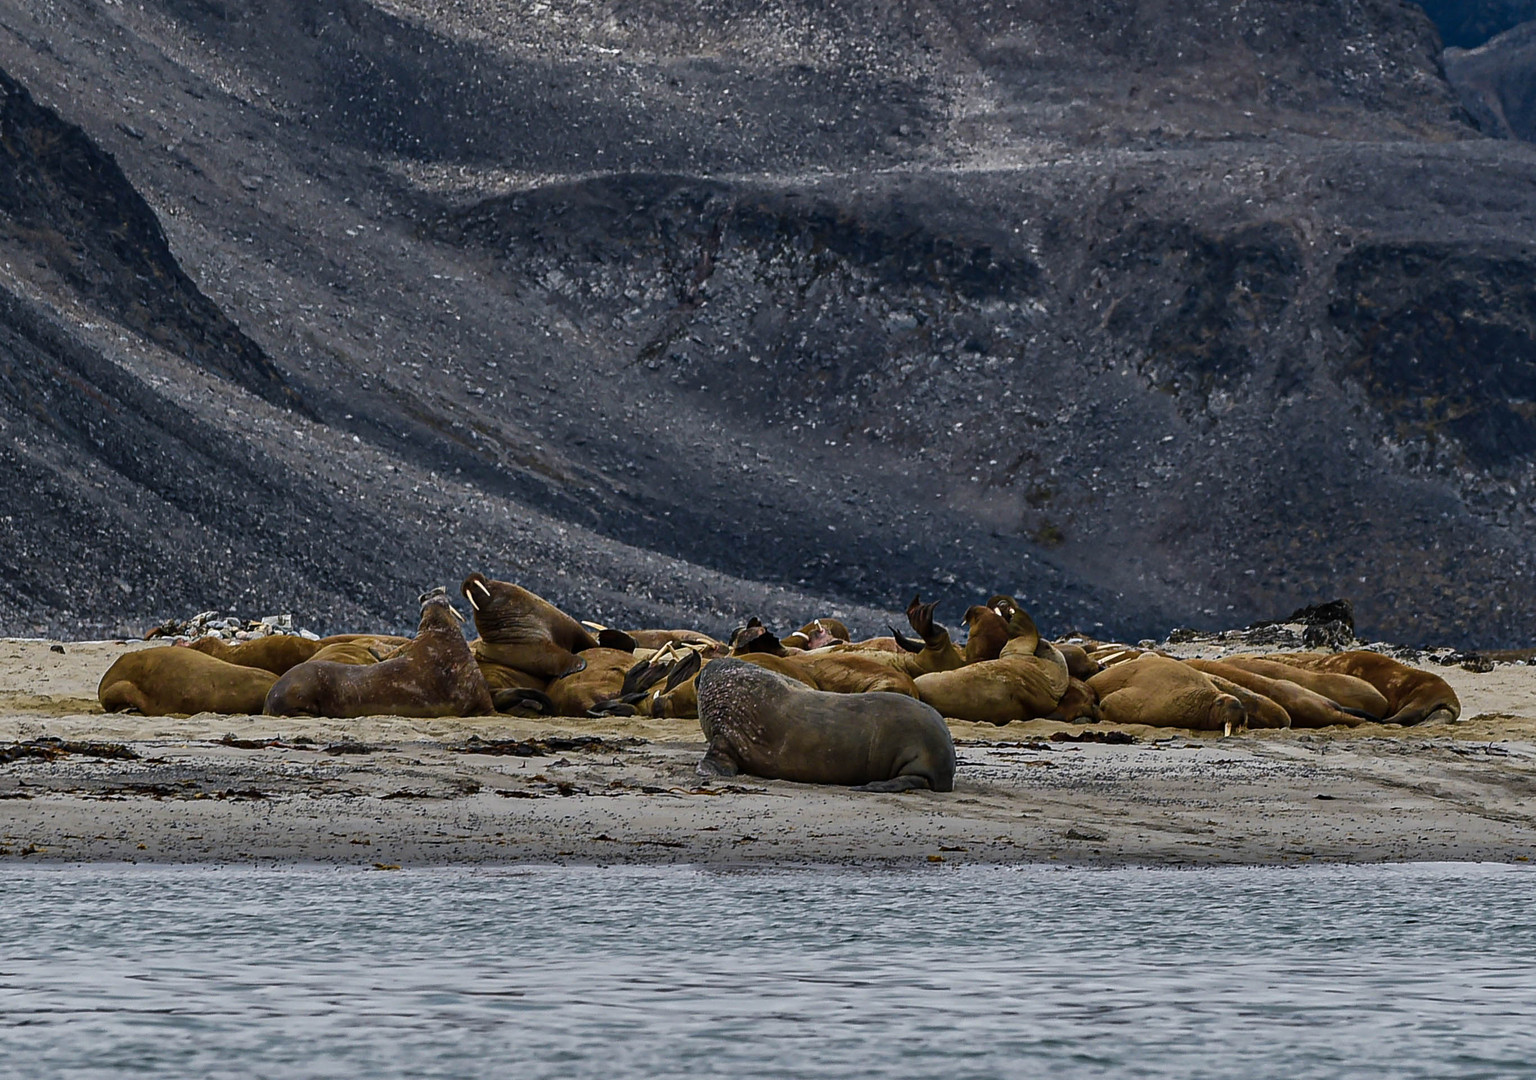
<box><xmin>0</xmin><ymin>862</ymin><xmax>1533</xmax><ymax>1079</ymax></box>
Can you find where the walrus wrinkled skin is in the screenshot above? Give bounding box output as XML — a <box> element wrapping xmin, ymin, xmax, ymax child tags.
<box><xmin>1265</xmin><ymin>651</ymin><xmax>1461</xmax><ymax>726</ymax></box>
<box><xmin>460</xmin><ymin>572</ymin><xmax>597</xmax><ymax>680</ymax></box>
<box><xmin>696</xmin><ymin>658</ymin><xmax>955</xmax><ymax>792</ymax></box>
<box><xmin>742</xmin><ymin>651</ymin><xmax>919</xmax><ymax>697</ymax></box>
<box><xmin>1220</xmin><ymin>656</ymin><xmax>1388</xmax><ymax>718</ymax></box>
<box><xmin>912</xmin><ymin>634</ymin><xmax>1070</xmax><ymax>725</ymax></box>
<box><xmin>98</xmin><ymin>647</ymin><xmax>278</xmax><ymax>715</ymax></box>
<box><xmin>1087</xmin><ymin>654</ymin><xmax>1246</xmax><ymax>733</ymax></box>
<box><xmin>1184</xmin><ymin>659</ymin><xmax>1364</xmax><ymax>728</ymax></box>
<box><xmin>265</xmin><ymin>593</ymin><xmax>493</xmax><ymax>718</ymax></box>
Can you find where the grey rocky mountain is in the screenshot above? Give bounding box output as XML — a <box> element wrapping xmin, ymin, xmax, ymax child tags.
<box><xmin>0</xmin><ymin>0</ymin><xmax>1534</xmax><ymax>648</ymax></box>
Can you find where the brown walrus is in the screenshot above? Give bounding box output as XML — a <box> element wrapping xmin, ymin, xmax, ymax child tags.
<box><xmin>1087</xmin><ymin>654</ymin><xmax>1246</xmax><ymax>733</ymax></box>
<box><xmin>960</xmin><ymin>605</ymin><xmax>1013</xmax><ymax>663</ymax></box>
<box><xmin>98</xmin><ymin>646</ymin><xmax>279</xmax><ymax>715</ymax></box>
<box><xmin>460</xmin><ymin>573</ymin><xmax>597</xmax><ymax>679</ymax></box>
<box><xmin>696</xmin><ymin>658</ymin><xmax>956</xmax><ymax>792</ymax></box>
<box><xmin>911</xmin><ymin>634</ymin><xmax>1071</xmax><ymax>725</ymax></box>
<box><xmin>1197</xmin><ymin>672</ymin><xmax>1292</xmax><ymax>730</ymax></box>
<box><xmin>782</xmin><ymin>618</ymin><xmax>851</xmax><ymax>650</ymax></box>
<box><xmin>264</xmin><ymin>591</ymin><xmax>493</xmax><ymax>718</ymax></box>
<box><xmin>1219</xmin><ymin>656</ymin><xmax>1388</xmax><ymax>719</ymax></box>
<box><xmin>545</xmin><ymin>647</ymin><xmax>647</xmax><ymax>716</ymax></box>
<box><xmin>1184</xmin><ymin>659</ymin><xmax>1367</xmax><ymax>728</ymax></box>
<box><xmin>618</xmin><ymin>629</ymin><xmax>725</xmax><ymax>655</ymax></box>
<box><xmin>184</xmin><ymin>634</ymin><xmax>337</xmax><ymax>674</ymax></box>
<box><xmin>743</xmin><ymin>650</ymin><xmax>920</xmax><ymax>697</ymax></box>
<box><xmin>1264</xmin><ymin>651</ymin><xmax>1461</xmax><ymax>726</ymax></box>
<box><xmin>1042</xmin><ymin>676</ymin><xmax>1101</xmax><ymax>724</ymax></box>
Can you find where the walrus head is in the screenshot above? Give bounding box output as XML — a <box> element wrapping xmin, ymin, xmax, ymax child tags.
<box><xmin>962</xmin><ymin>605</ymin><xmax>1010</xmax><ymax>663</ymax></box>
<box><xmin>988</xmin><ymin>594</ymin><xmax>1041</xmax><ymax>654</ymax></box>
<box><xmin>459</xmin><ymin>572</ymin><xmax>535</xmax><ymax>641</ymax></box>
<box><xmin>416</xmin><ymin>589</ymin><xmax>467</xmax><ymax>633</ymax></box>
<box><xmin>1212</xmin><ymin>693</ymin><xmax>1246</xmax><ymax>738</ymax></box>
<box><xmin>729</xmin><ymin>617</ymin><xmax>788</xmax><ymax>656</ymax></box>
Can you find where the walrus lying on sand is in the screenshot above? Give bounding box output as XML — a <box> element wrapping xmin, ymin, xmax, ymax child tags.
<box><xmin>264</xmin><ymin>591</ymin><xmax>493</xmax><ymax>718</ymax></box>
<box><xmin>461</xmin><ymin>573</ymin><xmax>597</xmax><ymax>680</ymax></box>
<box><xmin>1088</xmin><ymin>654</ymin><xmax>1246</xmax><ymax>733</ymax></box>
<box><xmin>1184</xmin><ymin>658</ymin><xmax>1368</xmax><ymax>728</ymax></box>
<box><xmin>696</xmin><ymin>658</ymin><xmax>955</xmax><ymax>792</ymax></box>
<box><xmin>912</xmin><ymin>633</ymin><xmax>1071</xmax><ymax>725</ymax></box>
<box><xmin>98</xmin><ymin>646</ymin><xmax>278</xmax><ymax>715</ymax></box>
<box><xmin>1264</xmin><ymin>651</ymin><xmax>1461</xmax><ymax>726</ymax></box>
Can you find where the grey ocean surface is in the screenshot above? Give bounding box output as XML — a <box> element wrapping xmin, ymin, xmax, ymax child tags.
<box><xmin>1</xmin><ymin>862</ymin><xmax>1533</xmax><ymax>1079</ymax></box>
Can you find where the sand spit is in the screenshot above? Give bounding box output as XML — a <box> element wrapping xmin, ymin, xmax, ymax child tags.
<box><xmin>1</xmin><ymin>640</ymin><xmax>1535</xmax><ymax>867</ymax></box>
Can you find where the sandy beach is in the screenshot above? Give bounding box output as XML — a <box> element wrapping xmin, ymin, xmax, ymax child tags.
<box><xmin>2</xmin><ymin>639</ymin><xmax>1536</xmax><ymax>867</ymax></box>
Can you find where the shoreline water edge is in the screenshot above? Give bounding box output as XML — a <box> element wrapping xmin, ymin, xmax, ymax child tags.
<box><xmin>2</xmin><ymin>639</ymin><xmax>1535</xmax><ymax>868</ymax></box>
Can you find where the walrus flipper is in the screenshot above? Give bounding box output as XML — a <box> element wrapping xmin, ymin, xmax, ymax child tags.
<box><xmin>696</xmin><ymin>745</ymin><xmax>740</xmax><ymax>777</ymax></box>
<box><xmin>493</xmin><ymin>687</ymin><xmax>555</xmax><ymax>714</ymax></box>
<box><xmin>663</xmin><ymin>649</ymin><xmax>702</xmax><ymax>692</ymax></box>
<box><xmin>597</xmin><ymin>628</ymin><xmax>638</xmax><ymax>653</ymax></box>
<box><xmin>889</xmin><ymin>626</ymin><xmax>925</xmax><ymax>654</ymax></box>
<box><xmin>853</xmin><ymin>775</ymin><xmax>934</xmax><ymax>793</ymax></box>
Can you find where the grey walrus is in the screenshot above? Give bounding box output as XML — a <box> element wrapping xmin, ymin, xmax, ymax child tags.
<box><xmin>695</xmin><ymin>658</ymin><xmax>956</xmax><ymax>792</ymax></box>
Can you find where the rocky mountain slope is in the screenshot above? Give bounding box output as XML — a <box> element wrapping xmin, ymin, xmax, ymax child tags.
<box><xmin>1</xmin><ymin>0</ymin><xmax>1535</xmax><ymax>647</ymax></box>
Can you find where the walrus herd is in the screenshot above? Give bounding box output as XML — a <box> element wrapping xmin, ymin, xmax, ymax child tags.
<box><xmin>96</xmin><ymin>575</ymin><xmax>1462</xmax><ymax>792</ymax></box>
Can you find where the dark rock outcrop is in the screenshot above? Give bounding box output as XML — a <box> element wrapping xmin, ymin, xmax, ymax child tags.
<box><xmin>1445</xmin><ymin>19</ymin><xmax>1536</xmax><ymax>139</ymax></box>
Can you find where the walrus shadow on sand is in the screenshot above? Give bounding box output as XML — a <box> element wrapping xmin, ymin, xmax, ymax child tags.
<box><xmin>695</xmin><ymin>658</ymin><xmax>956</xmax><ymax>793</ymax></box>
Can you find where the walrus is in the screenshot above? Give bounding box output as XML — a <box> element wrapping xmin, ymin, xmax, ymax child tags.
<box><xmin>743</xmin><ymin>650</ymin><xmax>920</xmax><ymax>697</ymax></box>
<box><xmin>911</xmin><ymin>633</ymin><xmax>1071</xmax><ymax>725</ymax></box>
<box><xmin>1042</xmin><ymin>676</ymin><xmax>1101</xmax><ymax>724</ymax></box>
<box><xmin>265</xmin><ymin>591</ymin><xmax>493</xmax><ymax>718</ymax></box>
<box><xmin>960</xmin><ymin>605</ymin><xmax>1012</xmax><ymax>663</ymax></box>
<box><xmin>545</xmin><ymin>647</ymin><xmax>648</xmax><ymax>716</ymax></box>
<box><xmin>1200</xmin><ymin>672</ymin><xmax>1292</xmax><ymax>730</ymax></box>
<box><xmin>183</xmin><ymin>633</ymin><xmax>368</xmax><ymax>675</ymax></box>
<box><xmin>1219</xmin><ymin>656</ymin><xmax>1388</xmax><ymax>719</ymax></box>
<box><xmin>1056</xmin><ymin>642</ymin><xmax>1103</xmax><ymax>682</ymax></box>
<box><xmin>696</xmin><ymin>658</ymin><xmax>956</xmax><ymax>792</ymax></box>
<box><xmin>1184</xmin><ymin>658</ymin><xmax>1367</xmax><ymax>728</ymax></box>
<box><xmin>782</xmin><ymin>618</ymin><xmax>851</xmax><ymax>650</ymax></box>
<box><xmin>614</xmin><ymin>629</ymin><xmax>725</xmax><ymax>655</ymax></box>
<box><xmin>461</xmin><ymin>573</ymin><xmax>597</xmax><ymax>679</ymax></box>
<box><xmin>98</xmin><ymin>646</ymin><xmax>279</xmax><ymax>715</ymax></box>
<box><xmin>1264</xmin><ymin>651</ymin><xmax>1461</xmax><ymax>726</ymax></box>
<box><xmin>1087</xmin><ymin>654</ymin><xmax>1246</xmax><ymax>733</ymax></box>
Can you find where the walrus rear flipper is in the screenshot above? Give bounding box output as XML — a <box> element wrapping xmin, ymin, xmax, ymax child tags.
<box><xmin>1387</xmin><ymin>703</ymin><xmax>1459</xmax><ymax>726</ymax></box>
<box><xmin>696</xmin><ymin>746</ymin><xmax>740</xmax><ymax>777</ymax></box>
<box><xmin>890</xmin><ymin>626</ymin><xmax>925</xmax><ymax>654</ymax></box>
<box><xmin>853</xmin><ymin>775</ymin><xmax>935</xmax><ymax>793</ymax></box>
<box><xmin>493</xmin><ymin>687</ymin><xmax>555</xmax><ymax>714</ymax></box>
<box><xmin>587</xmin><ymin>700</ymin><xmax>637</xmax><ymax>718</ymax></box>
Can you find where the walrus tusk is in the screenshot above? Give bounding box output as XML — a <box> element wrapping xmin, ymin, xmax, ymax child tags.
<box><xmin>473</xmin><ymin>579</ymin><xmax>490</xmax><ymax>598</ymax></box>
<box><xmin>449</xmin><ymin>605</ymin><xmax>466</xmax><ymax>622</ymax></box>
<box><xmin>582</xmin><ymin>620</ymin><xmax>608</xmax><ymax>632</ymax></box>
<box><xmin>465</xmin><ymin>591</ymin><xmax>479</xmax><ymax>611</ymax></box>
<box><xmin>1223</xmin><ymin>719</ymin><xmax>1233</xmax><ymax>738</ymax></box>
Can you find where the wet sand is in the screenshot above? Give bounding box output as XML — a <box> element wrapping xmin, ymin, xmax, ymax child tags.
<box><xmin>2</xmin><ymin>639</ymin><xmax>1536</xmax><ymax>866</ymax></box>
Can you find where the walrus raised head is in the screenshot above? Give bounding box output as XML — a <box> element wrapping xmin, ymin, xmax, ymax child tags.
<box><xmin>696</xmin><ymin>658</ymin><xmax>955</xmax><ymax>792</ymax></box>
<box><xmin>265</xmin><ymin>591</ymin><xmax>492</xmax><ymax>718</ymax></box>
<box><xmin>461</xmin><ymin>573</ymin><xmax>597</xmax><ymax>679</ymax></box>
<box><xmin>782</xmin><ymin>618</ymin><xmax>850</xmax><ymax>651</ymax></box>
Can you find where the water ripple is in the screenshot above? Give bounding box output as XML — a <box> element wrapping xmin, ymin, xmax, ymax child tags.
<box><xmin>0</xmin><ymin>863</ymin><xmax>1533</xmax><ymax>1078</ymax></box>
